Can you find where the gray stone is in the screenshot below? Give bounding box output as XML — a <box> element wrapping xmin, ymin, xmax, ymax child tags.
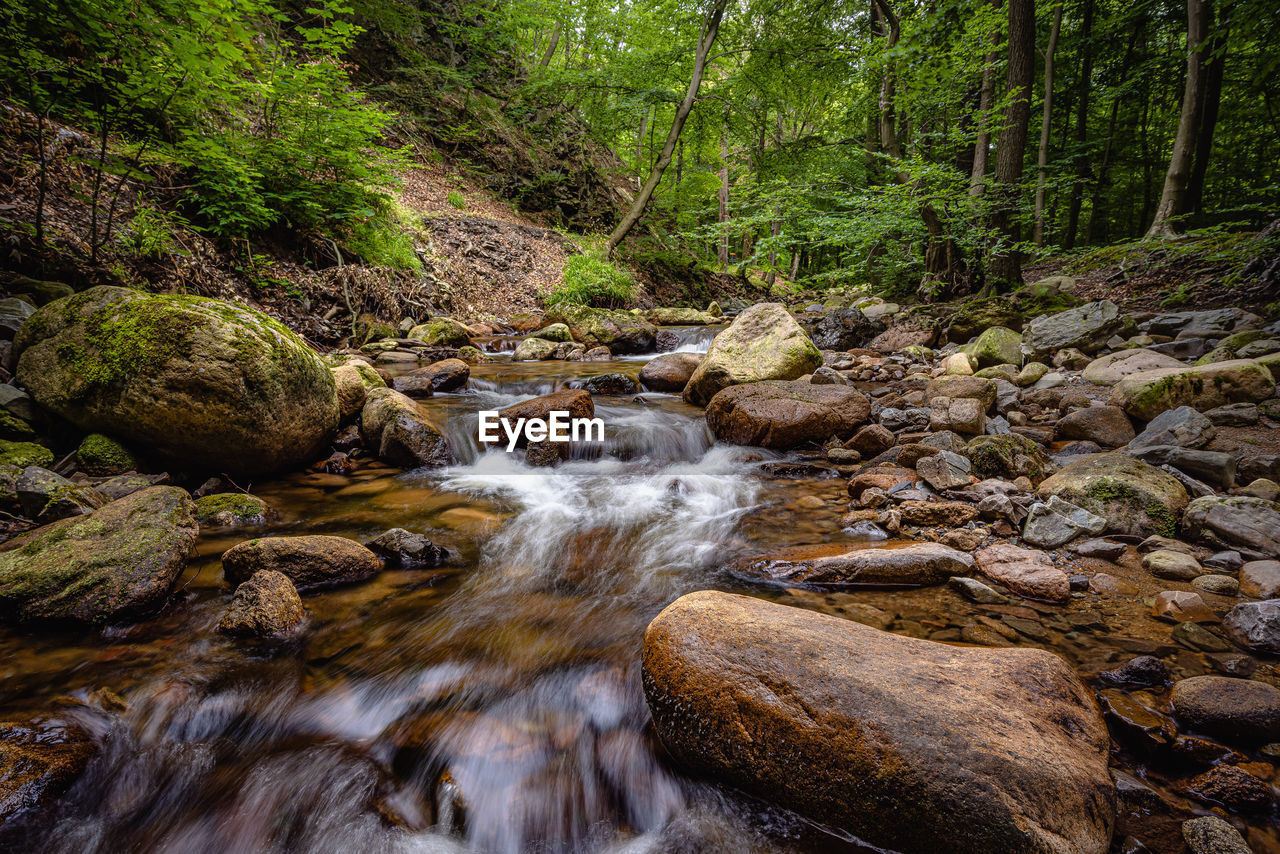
<box><xmin>1193</xmin><ymin>574</ymin><xmax>1239</xmax><ymax>596</ymax></box>
<box><xmin>916</xmin><ymin>450</ymin><xmax>972</xmax><ymax>490</ymax></box>
<box><xmin>15</xmin><ymin>466</ymin><xmax>105</xmax><ymax>523</ymax></box>
<box><xmin>1240</xmin><ymin>561</ymin><xmax>1280</xmax><ymax>599</ymax></box>
<box><xmin>1129</xmin><ymin>405</ymin><xmax>1216</xmax><ymax>450</ymax></box>
<box><xmin>1144</xmin><ymin>308</ymin><xmax>1243</xmax><ymax>337</ymax></box>
<box><xmin>1182</xmin><ymin>816</ymin><xmax>1253</xmax><ymax>854</ymax></box>
<box><xmin>1183</xmin><ymin>496</ymin><xmax>1280</xmax><ymax>558</ymax></box>
<box><xmin>1207</xmin><ymin>402</ymin><xmax>1260</xmax><ymax>426</ymax></box>
<box><xmin>1021</xmin><ymin>301</ymin><xmax>1130</xmax><ymax>360</ymax></box>
<box><xmin>1223</xmin><ymin>599</ymin><xmax>1280</xmax><ymax>655</ymax></box>
<box><xmin>948</xmin><ymin>576</ymin><xmax>1012</xmax><ymax>604</ymax></box>
<box><xmin>1127</xmin><ymin>445</ymin><xmax>1236</xmax><ymax>489</ymax></box>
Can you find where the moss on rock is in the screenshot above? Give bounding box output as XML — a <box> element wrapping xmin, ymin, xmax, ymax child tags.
<box><xmin>408</xmin><ymin>318</ymin><xmax>473</xmax><ymax>348</ymax></box>
<box><xmin>0</xmin><ymin>440</ymin><xmax>53</xmax><ymax>469</ymax></box>
<box><xmin>76</xmin><ymin>433</ymin><xmax>136</xmax><ymax>476</ymax></box>
<box><xmin>194</xmin><ymin>492</ymin><xmax>269</xmax><ymax>528</ymax></box>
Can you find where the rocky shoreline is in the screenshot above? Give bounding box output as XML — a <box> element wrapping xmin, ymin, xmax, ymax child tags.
<box><xmin>2</xmin><ymin>276</ymin><xmax>1280</xmax><ymax>852</ymax></box>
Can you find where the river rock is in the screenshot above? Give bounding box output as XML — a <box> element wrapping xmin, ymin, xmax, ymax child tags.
<box><xmin>923</xmin><ymin>375</ymin><xmax>997</xmax><ymax>410</ymax></box>
<box><xmin>221</xmin><ymin>535</ymin><xmax>382</xmax><ymax>590</ymax></box>
<box><xmin>947</xmin><ymin>296</ymin><xmax>1023</xmax><ymax>342</ymax></box>
<box><xmin>683</xmin><ymin>304</ymin><xmax>821</xmax><ymax>406</ymax></box>
<box><xmin>1171</xmin><ymin>675</ymin><xmax>1280</xmax><ymax>743</ymax></box>
<box><xmin>1128</xmin><ymin>405</ymin><xmax>1216</xmax><ymax>450</ymax></box>
<box><xmin>1182</xmin><ymin>815</ymin><xmax>1253</xmax><ymax>854</ymax></box>
<box><xmin>194</xmin><ymin>493</ymin><xmax>269</xmax><ymax>527</ymax></box>
<box><xmin>16</xmin><ymin>466</ymin><xmax>105</xmax><ymax>523</ymax></box>
<box><xmin>730</xmin><ymin>542</ymin><xmax>973</xmax><ymax>586</ymax></box>
<box><xmin>407</xmin><ymin>318</ymin><xmax>473</xmax><ymax>348</ymax></box>
<box><xmin>543</xmin><ymin>304</ymin><xmax>656</xmax><ymax>354</ymax></box>
<box><xmin>512</xmin><ymin>337</ymin><xmax>556</xmax><ymax>361</ymax></box>
<box><xmin>1022</xmin><ymin>496</ymin><xmax>1106</xmax><ymax>548</ymax></box>
<box><xmin>705</xmin><ymin>381</ymin><xmax>870</xmax><ymax>451</ymax></box>
<box><xmin>1240</xmin><ymin>561</ymin><xmax>1280</xmax><ymax>599</ymax></box>
<box><xmin>1152</xmin><ymin>590</ymin><xmax>1217</xmax><ymax>622</ymax></box>
<box><xmin>638</xmin><ymin>353</ymin><xmax>702</xmax><ymax>392</ymax></box>
<box><xmin>1127</xmin><ymin>445</ymin><xmax>1235</xmax><ymax>489</ymax></box>
<box><xmin>1021</xmin><ymin>301</ymin><xmax>1130</xmax><ymax>361</ymax></box>
<box><xmin>641</xmin><ymin>591</ymin><xmax>1114</xmax><ymax>854</ymax></box>
<box><xmin>360</xmin><ymin>388</ymin><xmax>452</xmax><ymax>468</ymax></box>
<box><xmin>847</xmin><ymin>424</ymin><xmax>895</xmax><ymax>457</ymax></box>
<box><xmin>498</xmin><ymin>389</ymin><xmax>594</xmax><ymax>425</ymax></box>
<box><xmin>1082</xmin><ymin>349</ymin><xmax>1185</xmax><ymax>386</ymax></box>
<box><xmin>1037</xmin><ymin>453</ymin><xmax>1187</xmax><ymax>537</ymax></box>
<box><xmin>965</xmin><ymin>433</ymin><xmax>1053</xmax><ymax>482</ymax></box>
<box><xmin>1142</xmin><ymin>549</ymin><xmax>1203</xmax><ymax>581</ymax></box>
<box><xmin>963</xmin><ymin>327</ymin><xmax>1022</xmax><ymax>368</ymax></box>
<box><xmin>1055</xmin><ymin>405</ymin><xmax>1135</xmax><ymax>448</ymax></box>
<box><xmin>0</xmin><ymin>486</ymin><xmax>197</xmax><ymax>625</ymax></box>
<box><xmin>928</xmin><ymin>395</ymin><xmax>985</xmax><ymax>435</ymax></box>
<box><xmin>1144</xmin><ymin>308</ymin><xmax>1256</xmax><ymax>337</ymax></box>
<box><xmin>915</xmin><ymin>450</ymin><xmax>971</xmax><ymax>490</ymax></box>
<box><xmin>216</xmin><ymin>569</ymin><xmax>306</xmax><ymax>640</ymax></box>
<box><xmin>0</xmin><ymin>716</ymin><xmax>97</xmax><ymax>830</ymax></box>
<box><xmin>897</xmin><ymin>500</ymin><xmax>980</xmax><ymax>527</ymax></box>
<box><xmin>366</xmin><ymin>528</ymin><xmax>449</xmax><ymax>568</ymax></box>
<box><xmin>974</xmin><ymin>543</ymin><xmax>1070</xmax><ymax>602</ymax></box>
<box><xmin>1223</xmin><ymin>599</ymin><xmax>1280</xmax><ymax>655</ymax></box>
<box><xmin>805</xmin><ymin>308</ymin><xmax>879</xmax><ymax>350</ymax></box>
<box><xmin>568</xmin><ymin>372</ymin><xmax>641</xmax><ymax>395</ymax></box>
<box><xmin>14</xmin><ymin>286</ymin><xmax>339</xmax><ymax>475</ymax></box>
<box><xmin>404</xmin><ymin>358</ymin><xmax>470</xmax><ymax>393</ymax></box>
<box><xmin>332</xmin><ymin>363</ymin><xmax>374</xmax><ymax>418</ymax></box>
<box><xmin>1110</xmin><ymin>359</ymin><xmax>1277</xmax><ymax>420</ymax></box>
<box><xmin>1182</xmin><ymin>496</ymin><xmax>1280</xmax><ymax>558</ymax></box>
<box><xmin>532</xmin><ymin>322</ymin><xmax>573</xmax><ymax>342</ymax></box>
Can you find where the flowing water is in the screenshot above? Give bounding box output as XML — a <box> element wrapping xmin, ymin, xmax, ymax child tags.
<box><xmin>2</xmin><ymin>327</ymin><xmax>1279</xmax><ymax>854</ymax></box>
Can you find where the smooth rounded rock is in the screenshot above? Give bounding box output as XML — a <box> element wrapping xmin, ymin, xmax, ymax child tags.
<box><xmin>705</xmin><ymin>381</ymin><xmax>870</xmax><ymax>450</ymax></box>
<box><xmin>1171</xmin><ymin>675</ymin><xmax>1280</xmax><ymax>744</ymax></box>
<box><xmin>221</xmin><ymin>535</ymin><xmax>383</xmax><ymax>591</ymax></box>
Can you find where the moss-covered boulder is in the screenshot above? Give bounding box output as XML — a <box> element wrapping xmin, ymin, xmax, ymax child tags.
<box><xmin>1037</xmin><ymin>453</ymin><xmax>1187</xmax><ymax>537</ymax></box>
<box><xmin>194</xmin><ymin>492</ymin><xmax>269</xmax><ymax>528</ymax></box>
<box><xmin>512</xmin><ymin>337</ymin><xmax>557</xmax><ymax>362</ymax></box>
<box><xmin>407</xmin><ymin>318</ymin><xmax>473</xmax><ymax>348</ymax></box>
<box><xmin>0</xmin><ymin>440</ymin><xmax>52</xmax><ymax>469</ymax></box>
<box><xmin>75</xmin><ymin>433</ymin><xmax>136</xmax><ymax>476</ymax></box>
<box><xmin>963</xmin><ymin>327</ymin><xmax>1023</xmax><ymax>368</ymax></box>
<box><xmin>14</xmin><ymin>287</ymin><xmax>339</xmax><ymax>475</ymax></box>
<box><xmin>543</xmin><ymin>304</ymin><xmax>657</xmax><ymax>354</ymax></box>
<box><xmin>1109</xmin><ymin>359</ymin><xmax>1276</xmax><ymax>420</ymax></box>
<box><xmin>645</xmin><ymin>307</ymin><xmax>717</xmax><ymax>325</ymax></box>
<box><xmin>964</xmin><ymin>434</ymin><xmax>1053</xmax><ymax>483</ymax></box>
<box><xmin>0</xmin><ymin>409</ymin><xmax>36</xmax><ymax>440</ymax></box>
<box><xmin>0</xmin><ymin>486</ymin><xmax>197</xmax><ymax>625</ymax></box>
<box><xmin>532</xmin><ymin>322</ymin><xmax>573</xmax><ymax>342</ymax></box>
<box><xmin>947</xmin><ymin>296</ymin><xmax>1023</xmax><ymax>342</ymax></box>
<box><xmin>684</xmin><ymin>303</ymin><xmax>822</xmax><ymax>406</ymax></box>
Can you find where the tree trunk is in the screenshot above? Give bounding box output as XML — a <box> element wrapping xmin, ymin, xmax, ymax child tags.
<box><xmin>606</xmin><ymin>0</ymin><xmax>728</xmax><ymax>256</ymax></box>
<box><xmin>1063</xmin><ymin>0</ymin><xmax>1095</xmax><ymax>248</ymax></box>
<box><xmin>538</xmin><ymin>25</ymin><xmax>562</xmax><ymax>69</ymax></box>
<box><xmin>718</xmin><ymin>131</ymin><xmax>730</xmax><ymax>269</ymax></box>
<box><xmin>1086</xmin><ymin>17</ymin><xmax>1141</xmax><ymax>244</ymax></box>
<box><xmin>969</xmin><ymin>26</ymin><xmax>1000</xmax><ymax>197</ymax></box>
<box><xmin>1033</xmin><ymin>0</ymin><xmax>1063</xmax><ymax>246</ymax></box>
<box><xmin>1186</xmin><ymin>2</ymin><xmax>1226</xmax><ymax>216</ymax></box>
<box><xmin>987</xmin><ymin>0</ymin><xmax>1036</xmax><ymax>291</ymax></box>
<box><xmin>1147</xmin><ymin>0</ymin><xmax>1209</xmax><ymax>237</ymax></box>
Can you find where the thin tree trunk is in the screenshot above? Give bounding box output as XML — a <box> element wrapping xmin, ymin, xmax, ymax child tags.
<box><xmin>718</xmin><ymin>132</ymin><xmax>729</xmax><ymax>268</ymax></box>
<box><xmin>987</xmin><ymin>0</ymin><xmax>1036</xmax><ymax>291</ymax></box>
<box><xmin>635</xmin><ymin>109</ymin><xmax>648</xmax><ymax>172</ymax></box>
<box><xmin>1064</xmin><ymin>0</ymin><xmax>1095</xmax><ymax>247</ymax></box>
<box><xmin>538</xmin><ymin>25</ymin><xmax>562</xmax><ymax>68</ymax></box>
<box><xmin>1086</xmin><ymin>17</ymin><xmax>1141</xmax><ymax>244</ymax></box>
<box><xmin>606</xmin><ymin>0</ymin><xmax>728</xmax><ymax>256</ymax></box>
<box><xmin>1186</xmin><ymin>3</ymin><xmax>1226</xmax><ymax>216</ymax></box>
<box><xmin>1148</xmin><ymin>0</ymin><xmax>1209</xmax><ymax>237</ymax></box>
<box><xmin>969</xmin><ymin>24</ymin><xmax>1000</xmax><ymax>197</ymax></box>
<box><xmin>1033</xmin><ymin>0</ymin><xmax>1063</xmax><ymax>246</ymax></box>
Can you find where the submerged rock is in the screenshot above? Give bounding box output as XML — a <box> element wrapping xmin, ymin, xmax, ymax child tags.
<box><xmin>221</xmin><ymin>535</ymin><xmax>383</xmax><ymax>591</ymax></box>
<box><xmin>0</xmin><ymin>486</ymin><xmax>197</xmax><ymax>625</ymax></box>
<box><xmin>705</xmin><ymin>381</ymin><xmax>870</xmax><ymax>450</ymax></box>
<box><xmin>728</xmin><ymin>542</ymin><xmax>974</xmax><ymax>586</ymax></box>
<box><xmin>366</xmin><ymin>528</ymin><xmax>450</xmax><ymax>568</ymax></box>
<box><xmin>0</xmin><ymin>716</ymin><xmax>97</xmax><ymax>830</ymax></box>
<box><xmin>974</xmin><ymin>543</ymin><xmax>1070</xmax><ymax>602</ymax></box>
<box><xmin>14</xmin><ymin>286</ymin><xmax>340</xmax><ymax>475</ymax></box>
<box><xmin>683</xmin><ymin>303</ymin><xmax>821</xmax><ymax>406</ymax></box>
<box><xmin>216</xmin><ymin>569</ymin><xmax>306</xmax><ymax>640</ymax></box>
<box><xmin>642</xmin><ymin>591</ymin><xmax>1115</xmax><ymax>854</ymax></box>
<box><xmin>1170</xmin><ymin>675</ymin><xmax>1280</xmax><ymax>744</ymax></box>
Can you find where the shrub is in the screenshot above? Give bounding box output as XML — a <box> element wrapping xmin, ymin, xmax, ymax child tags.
<box><xmin>546</xmin><ymin>254</ymin><xmax>636</xmax><ymax>308</ymax></box>
<box><xmin>446</xmin><ymin>191</ymin><xmax>466</xmax><ymax>210</ymax></box>
<box><xmin>117</xmin><ymin>203</ymin><xmax>186</xmax><ymax>260</ymax></box>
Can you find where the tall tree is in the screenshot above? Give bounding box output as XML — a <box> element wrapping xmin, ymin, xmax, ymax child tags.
<box><xmin>1147</xmin><ymin>0</ymin><xmax>1209</xmax><ymax>237</ymax></box>
<box><xmin>1063</xmin><ymin>0</ymin><xmax>1094</xmax><ymax>247</ymax></box>
<box><xmin>1185</xmin><ymin>0</ymin><xmax>1228</xmax><ymax>215</ymax></box>
<box><xmin>1033</xmin><ymin>0</ymin><xmax>1063</xmax><ymax>245</ymax></box>
<box><xmin>988</xmin><ymin>0</ymin><xmax>1036</xmax><ymax>289</ymax></box>
<box><xmin>606</xmin><ymin>0</ymin><xmax>729</xmax><ymax>256</ymax></box>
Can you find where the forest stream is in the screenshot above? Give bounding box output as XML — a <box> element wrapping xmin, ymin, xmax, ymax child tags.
<box><xmin>3</xmin><ymin>323</ymin><xmax>1277</xmax><ymax>854</ymax></box>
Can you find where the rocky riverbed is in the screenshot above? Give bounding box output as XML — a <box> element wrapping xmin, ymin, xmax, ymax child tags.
<box><xmin>2</xmin><ymin>279</ymin><xmax>1280</xmax><ymax>853</ymax></box>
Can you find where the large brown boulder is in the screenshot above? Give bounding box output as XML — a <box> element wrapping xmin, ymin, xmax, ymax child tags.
<box><xmin>642</xmin><ymin>591</ymin><xmax>1115</xmax><ymax>854</ymax></box>
<box><xmin>0</xmin><ymin>486</ymin><xmax>197</xmax><ymax>626</ymax></box>
<box><xmin>0</xmin><ymin>716</ymin><xmax>97</xmax><ymax>831</ymax></box>
<box><xmin>216</xmin><ymin>569</ymin><xmax>307</xmax><ymax>640</ymax></box>
<box><xmin>683</xmin><ymin>303</ymin><xmax>821</xmax><ymax>406</ymax></box>
<box><xmin>705</xmin><ymin>381</ymin><xmax>870</xmax><ymax>450</ymax></box>
<box><xmin>14</xmin><ymin>287</ymin><xmax>339</xmax><ymax>475</ymax></box>
<box><xmin>221</xmin><ymin>535</ymin><xmax>383</xmax><ymax>590</ymax></box>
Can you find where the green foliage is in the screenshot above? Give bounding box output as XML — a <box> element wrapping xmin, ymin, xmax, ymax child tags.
<box><xmin>446</xmin><ymin>190</ymin><xmax>467</xmax><ymax>210</ymax></box>
<box><xmin>547</xmin><ymin>254</ymin><xmax>636</xmax><ymax>308</ymax></box>
<box><xmin>344</xmin><ymin>204</ymin><xmax>422</xmax><ymax>270</ymax></box>
<box><xmin>117</xmin><ymin>203</ymin><xmax>186</xmax><ymax>260</ymax></box>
